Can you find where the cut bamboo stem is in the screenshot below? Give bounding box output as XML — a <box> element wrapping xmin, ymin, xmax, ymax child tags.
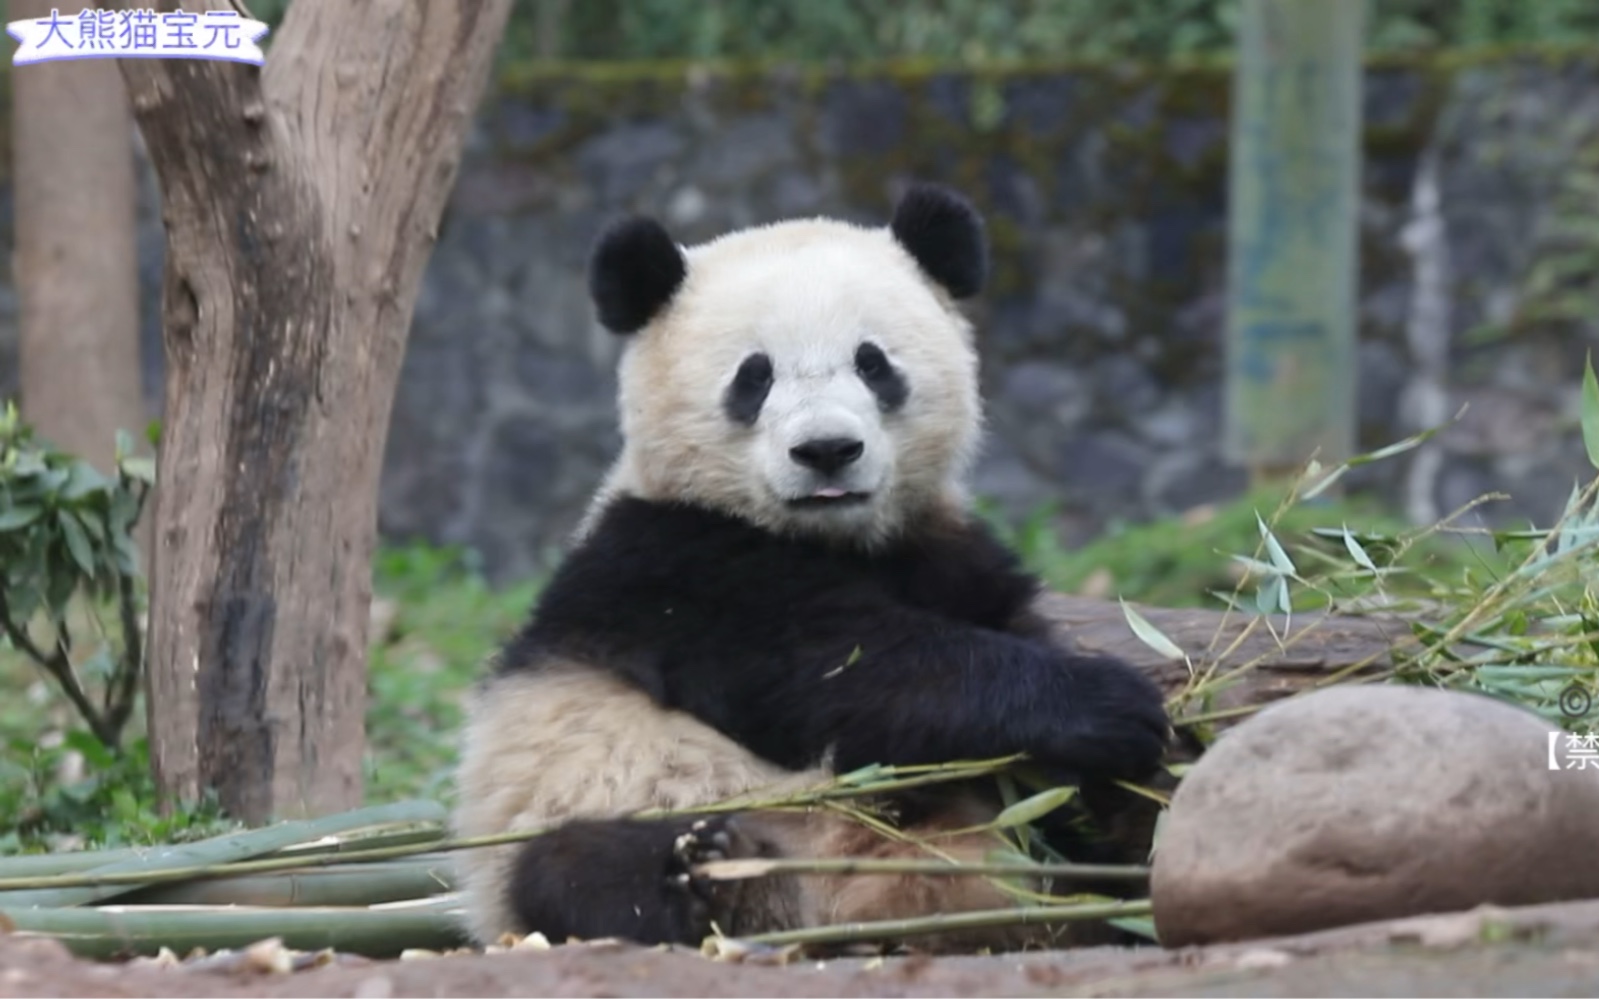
<box><xmin>1</xmin><ymin>902</ymin><xmax>468</xmax><ymax>960</ymax></box>
<box><xmin>112</xmin><ymin>859</ymin><xmax>456</xmax><ymax>908</ymax></box>
<box><xmin>724</xmin><ymin>899</ymin><xmax>1155</xmax><ymax>949</ymax></box>
<box><xmin>0</xmin><ymin>800</ymin><xmax>445</xmax><ymax>908</ymax></box>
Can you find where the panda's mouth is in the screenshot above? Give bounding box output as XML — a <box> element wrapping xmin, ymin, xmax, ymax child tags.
<box><xmin>786</xmin><ymin>487</ymin><xmax>873</xmax><ymax>510</ymax></box>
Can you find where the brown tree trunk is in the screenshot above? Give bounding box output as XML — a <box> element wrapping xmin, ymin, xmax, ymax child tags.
<box><xmin>12</xmin><ymin>0</ymin><xmax>144</xmax><ymax>473</ymax></box>
<box><xmin>108</xmin><ymin>0</ymin><xmax>512</xmax><ymax>824</ymax></box>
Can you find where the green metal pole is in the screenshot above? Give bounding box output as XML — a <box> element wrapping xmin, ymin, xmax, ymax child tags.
<box><xmin>1223</xmin><ymin>0</ymin><xmax>1365</xmax><ymax>484</ymax></box>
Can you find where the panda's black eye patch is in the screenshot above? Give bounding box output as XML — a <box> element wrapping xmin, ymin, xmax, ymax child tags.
<box><xmin>724</xmin><ymin>352</ymin><xmax>774</xmax><ymax>426</ymax></box>
<box><xmin>855</xmin><ymin>342</ymin><xmax>908</xmax><ymax>412</ymax></box>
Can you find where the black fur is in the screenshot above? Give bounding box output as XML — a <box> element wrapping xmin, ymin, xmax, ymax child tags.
<box><xmin>588</xmin><ymin>216</ymin><xmax>687</xmax><ymax>334</ymax></box>
<box><xmin>723</xmin><ymin>352</ymin><xmax>774</xmax><ymax>425</ymax></box>
<box><xmin>889</xmin><ymin>183</ymin><xmax>988</xmax><ymax>300</ymax></box>
<box><xmin>509</xmin><ymin>815</ymin><xmax>741</xmax><ymax>945</ymax></box>
<box><xmin>855</xmin><ymin>342</ymin><xmax>909</xmax><ymax>412</ymax></box>
<box><xmin>498</xmin><ymin>497</ymin><xmax>1169</xmax><ymax>781</ymax></box>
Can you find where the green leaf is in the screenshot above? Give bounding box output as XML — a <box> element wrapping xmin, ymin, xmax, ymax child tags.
<box><xmin>58</xmin><ymin>510</ymin><xmax>95</xmax><ymax>575</ymax></box>
<box><xmin>989</xmin><ymin>786</ymin><xmax>1077</xmax><ymax>829</ymax></box>
<box><xmin>79</xmin><ymin>646</ymin><xmax>117</xmax><ymax>682</ymax></box>
<box><xmin>0</xmin><ymin>505</ymin><xmax>43</xmax><ymax>531</ymax></box>
<box><xmin>1582</xmin><ymin>349</ymin><xmax>1599</xmax><ymax>472</ymax></box>
<box><xmin>59</xmin><ymin>462</ymin><xmax>110</xmax><ymax>502</ymax></box>
<box><xmin>1230</xmin><ymin>554</ymin><xmax>1281</xmax><ymax>578</ymax></box>
<box><xmin>1119</xmin><ymin>598</ymin><xmax>1186</xmax><ymax>662</ymax></box>
<box><xmin>1256</xmin><ymin>513</ymin><xmax>1296</xmax><ymax>576</ymax></box>
<box><xmin>119</xmin><ymin>456</ymin><xmax>156</xmax><ymax>485</ymax></box>
<box><xmin>62</xmin><ymin>729</ymin><xmax>115</xmax><ymax>770</ymax></box>
<box><xmin>1341</xmin><ymin>525</ymin><xmax>1379</xmax><ymax>572</ymax></box>
<box><xmin>1108</xmin><ymin>915</ymin><xmax>1159</xmax><ymax>941</ymax></box>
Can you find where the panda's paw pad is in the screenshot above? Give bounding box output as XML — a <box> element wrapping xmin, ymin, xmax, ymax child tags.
<box><xmin>667</xmin><ymin>818</ymin><xmax>734</xmax><ymax>902</ymax></box>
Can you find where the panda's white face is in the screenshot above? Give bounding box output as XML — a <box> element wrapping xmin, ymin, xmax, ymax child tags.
<box><xmin>602</xmin><ymin>217</ymin><xmax>982</xmax><ymax>547</ymax></box>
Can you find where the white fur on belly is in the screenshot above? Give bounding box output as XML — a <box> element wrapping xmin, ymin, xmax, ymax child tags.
<box><xmin>450</xmin><ymin>665</ymin><xmax>827</xmax><ymax>943</ymax></box>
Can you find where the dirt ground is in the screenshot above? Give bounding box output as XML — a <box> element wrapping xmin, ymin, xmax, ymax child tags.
<box><xmin>6</xmin><ymin>899</ymin><xmax>1599</xmax><ymax>998</ymax></box>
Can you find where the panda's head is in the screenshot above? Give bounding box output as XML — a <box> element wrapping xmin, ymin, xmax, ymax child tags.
<box><xmin>586</xmin><ymin>183</ymin><xmax>988</xmax><ymax>547</ymax></box>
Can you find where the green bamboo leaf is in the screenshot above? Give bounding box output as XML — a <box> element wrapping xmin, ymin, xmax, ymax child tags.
<box><xmin>1341</xmin><ymin>525</ymin><xmax>1379</xmax><ymax>572</ymax></box>
<box><xmin>1582</xmin><ymin>349</ymin><xmax>1599</xmax><ymax>471</ymax></box>
<box><xmin>1256</xmin><ymin>513</ymin><xmax>1296</xmax><ymax>575</ymax></box>
<box><xmin>1230</xmin><ymin>554</ymin><xmax>1281</xmax><ymax>577</ymax></box>
<box><xmin>1300</xmin><ymin>462</ymin><xmax>1349</xmax><ymax>500</ymax></box>
<box><xmin>989</xmin><ymin>786</ymin><xmax>1077</xmax><ymax>829</ymax></box>
<box><xmin>1119</xmin><ymin>599</ymin><xmax>1186</xmax><ymax>661</ymax></box>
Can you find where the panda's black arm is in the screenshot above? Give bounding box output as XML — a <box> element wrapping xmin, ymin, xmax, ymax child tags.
<box><xmin>510</xmin><ymin>496</ymin><xmax>1168</xmax><ymax>783</ymax></box>
<box><xmin>767</xmin><ymin>599</ymin><xmax>1172</xmax><ymax>784</ymax></box>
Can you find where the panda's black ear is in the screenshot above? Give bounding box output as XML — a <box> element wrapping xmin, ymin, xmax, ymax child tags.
<box><xmin>889</xmin><ymin>183</ymin><xmax>987</xmax><ymax>300</ymax></box>
<box><xmin>588</xmin><ymin>216</ymin><xmax>688</xmax><ymax>335</ymax></box>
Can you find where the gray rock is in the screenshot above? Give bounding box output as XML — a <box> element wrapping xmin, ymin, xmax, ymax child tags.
<box><xmin>1151</xmin><ymin>685</ymin><xmax>1599</xmax><ymax>948</ymax></box>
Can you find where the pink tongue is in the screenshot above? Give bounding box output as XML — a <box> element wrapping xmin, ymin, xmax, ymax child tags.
<box><xmin>814</xmin><ymin>487</ymin><xmax>848</xmax><ymax>499</ymax></box>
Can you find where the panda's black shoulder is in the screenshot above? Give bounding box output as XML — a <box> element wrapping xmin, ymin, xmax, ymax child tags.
<box><xmin>877</xmin><ymin>514</ymin><xmax>1044</xmax><ymax>631</ymax></box>
<box><xmin>493</xmin><ymin>496</ymin><xmax>842</xmax><ymax>677</ymax></box>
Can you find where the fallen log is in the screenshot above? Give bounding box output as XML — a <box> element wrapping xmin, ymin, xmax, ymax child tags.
<box><xmin>1034</xmin><ymin>592</ymin><xmax>1475</xmax><ymax>733</ymax></box>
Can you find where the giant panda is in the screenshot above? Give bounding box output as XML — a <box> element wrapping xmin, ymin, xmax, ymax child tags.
<box><xmin>450</xmin><ymin>182</ymin><xmax>1170</xmax><ymax>954</ymax></box>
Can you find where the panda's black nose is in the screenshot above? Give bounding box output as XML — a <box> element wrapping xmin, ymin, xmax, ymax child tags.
<box><xmin>790</xmin><ymin>437</ymin><xmax>865</xmax><ymax>474</ymax></box>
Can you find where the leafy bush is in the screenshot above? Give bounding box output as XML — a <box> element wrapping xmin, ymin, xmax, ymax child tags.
<box><xmin>0</xmin><ymin>403</ymin><xmax>152</xmax><ymax>751</ymax></box>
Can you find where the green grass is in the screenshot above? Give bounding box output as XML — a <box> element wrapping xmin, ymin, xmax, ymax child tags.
<box><xmin>979</xmin><ymin>484</ymin><xmax>1513</xmax><ymax>612</ymax></box>
<box><xmin>362</xmin><ymin>543</ymin><xmax>542</xmax><ymax>806</ymax></box>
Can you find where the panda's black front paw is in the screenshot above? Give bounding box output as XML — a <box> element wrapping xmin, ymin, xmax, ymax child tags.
<box><xmin>665</xmin><ymin>816</ymin><xmax>741</xmax><ymax>925</ymax></box>
<box><xmin>1040</xmin><ymin>655</ymin><xmax>1171</xmax><ymax>783</ymax></box>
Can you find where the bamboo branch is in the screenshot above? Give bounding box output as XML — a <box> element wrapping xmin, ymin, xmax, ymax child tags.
<box><xmin>717</xmin><ymin>899</ymin><xmax>1155</xmax><ymax>951</ymax></box>
<box><xmin>0</xmin><ymin>588</ymin><xmax>115</xmax><ymax>747</ymax></box>
<box><xmin>105</xmin><ymin>556</ymin><xmax>144</xmax><ymax>741</ymax></box>
<box><xmin>0</xmin><ymin>758</ymin><xmax>1023</xmax><ymax>892</ymax></box>
<box><xmin>694</xmin><ymin>857</ymin><xmax>1150</xmax><ymax>884</ymax></box>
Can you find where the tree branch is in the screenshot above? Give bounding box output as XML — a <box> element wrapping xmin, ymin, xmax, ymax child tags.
<box><xmin>0</xmin><ymin>589</ymin><xmax>117</xmax><ymax>748</ymax></box>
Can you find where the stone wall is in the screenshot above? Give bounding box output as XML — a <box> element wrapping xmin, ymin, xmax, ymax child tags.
<box><xmin>2</xmin><ymin>52</ymin><xmax>1597</xmax><ymax>584</ymax></box>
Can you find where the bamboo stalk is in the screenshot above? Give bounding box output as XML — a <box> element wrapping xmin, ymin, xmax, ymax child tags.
<box><xmin>0</xmin><ymin>757</ymin><xmax>1023</xmax><ymax>893</ymax></box>
<box><xmin>1</xmin><ymin>902</ymin><xmax>469</xmax><ymax>960</ymax></box>
<box><xmin>113</xmin><ymin>859</ymin><xmax>456</xmax><ymax>908</ymax></box>
<box><xmin>0</xmin><ymin>822</ymin><xmax>446</xmax><ymax>879</ymax></box>
<box><xmin>274</xmin><ymin>825</ymin><xmax>446</xmax><ymax>858</ymax></box>
<box><xmin>695</xmin><ymin>857</ymin><xmax>1150</xmax><ymax>883</ymax></box>
<box><xmin>0</xmin><ymin>800</ymin><xmax>446</xmax><ymax>908</ymax></box>
<box><xmin>723</xmin><ymin>898</ymin><xmax>1155</xmax><ymax>950</ymax></box>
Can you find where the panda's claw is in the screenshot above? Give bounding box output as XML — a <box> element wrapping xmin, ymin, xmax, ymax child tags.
<box><xmin>666</xmin><ymin>815</ymin><xmax>737</xmax><ymax>907</ymax></box>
